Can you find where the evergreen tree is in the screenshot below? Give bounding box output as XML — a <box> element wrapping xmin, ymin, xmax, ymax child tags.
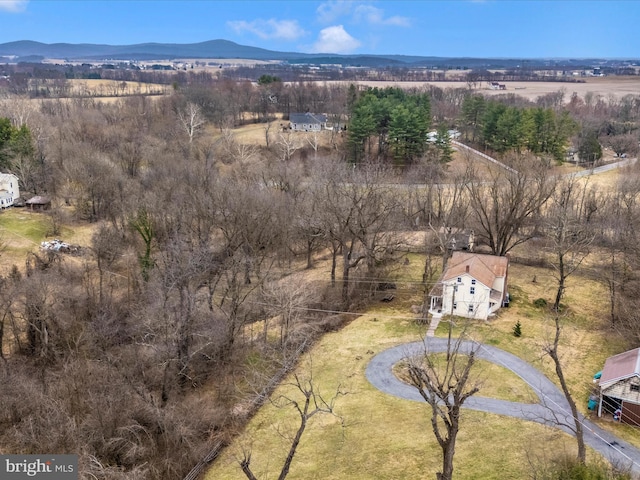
<box><xmin>461</xmin><ymin>95</ymin><xmax>486</xmax><ymax>142</ymax></box>
<box><xmin>577</xmin><ymin>130</ymin><xmax>603</xmax><ymax>165</ymax></box>
<box><xmin>513</xmin><ymin>320</ymin><xmax>522</xmax><ymax>337</ymax></box>
<box><xmin>435</xmin><ymin>124</ymin><xmax>454</xmax><ymax>163</ymax></box>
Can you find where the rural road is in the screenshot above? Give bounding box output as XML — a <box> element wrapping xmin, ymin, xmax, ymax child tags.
<box><xmin>454</xmin><ymin>140</ymin><xmax>638</xmax><ymax>178</ymax></box>
<box><xmin>571</xmin><ymin>157</ymin><xmax>638</xmax><ymax>178</ymax></box>
<box><xmin>365</xmin><ymin>338</ymin><xmax>640</xmax><ymax>476</ymax></box>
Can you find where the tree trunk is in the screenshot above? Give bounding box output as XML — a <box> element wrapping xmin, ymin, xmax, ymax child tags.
<box><xmin>550</xmin><ymin>316</ymin><xmax>587</xmax><ymax>463</ymax></box>
<box><xmin>330</xmin><ymin>243</ymin><xmax>337</xmax><ymax>287</ymax></box>
<box><xmin>306</xmin><ymin>239</ymin><xmax>313</xmax><ymax>270</ymax></box>
<box><xmin>439</xmin><ymin>437</ymin><xmax>456</xmax><ymax>480</ymax></box>
<box><xmin>342</xmin><ymin>247</ymin><xmax>350</xmax><ymax>308</ymax></box>
<box><xmin>553</xmin><ymin>252</ymin><xmax>566</xmax><ymax>312</ymax></box>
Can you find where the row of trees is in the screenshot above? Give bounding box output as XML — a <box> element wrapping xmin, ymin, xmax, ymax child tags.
<box><xmin>461</xmin><ymin>95</ymin><xmax>578</xmax><ymax>160</ymax></box>
<box><xmin>347</xmin><ymin>87</ymin><xmax>432</xmax><ymax>163</ymax></box>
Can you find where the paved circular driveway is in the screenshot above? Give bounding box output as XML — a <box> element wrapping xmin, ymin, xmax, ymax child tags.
<box><xmin>365</xmin><ymin>337</ymin><xmax>640</xmax><ymax>475</ymax></box>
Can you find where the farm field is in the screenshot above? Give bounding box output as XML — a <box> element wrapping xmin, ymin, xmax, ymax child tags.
<box><xmin>65</xmin><ymin>79</ymin><xmax>169</xmax><ymax>97</ymax></box>
<box><xmin>328</xmin><ymin>76</ymin><xmax>640</xmax><ymax>102</ymax></box>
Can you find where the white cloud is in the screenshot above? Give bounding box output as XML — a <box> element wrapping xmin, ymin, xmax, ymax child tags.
<box><xmin>311</xmin><ymin>25</ymin><xmax>361</xmax><ymax>54</ymax></box>
<box><xmin>227</xmin><ymin>18</ymin><xmax>307</xmax><ymax>41</ymax></box>
<box><xmin>0</xmin><ymin>0</ymin><xmax>28</xmax><ymax>13</ymax></box>
<box><xmin>316</xmin><ymin>0</ymin><xmax>353</xmax><ymax>24</ymax></box>
<box><xmin>353</xmin><ymin>5</ymin><xmax>410</xmax><ymax>27</ymax></box>
<box><xmin>317</xmin><ymin>1</ymin><xmax>410</xmax><ymax>27</ymax></box>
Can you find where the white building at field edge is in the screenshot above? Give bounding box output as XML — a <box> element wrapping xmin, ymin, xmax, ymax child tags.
<box><xmin>0</xmin><ymin>173</ymin><xmax>19</xmax><ymax>208</ymax></box>
<box><xmin>429</xmin><ymin>252</ymin><xmax>509</xmax><ymax>320</ymax></box>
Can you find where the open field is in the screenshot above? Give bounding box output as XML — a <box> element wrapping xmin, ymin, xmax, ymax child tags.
<box><xmin>330</xmin><ymin>77</ymin><xmax>640</xmax><ymax>102</ymax></box>
<box><xmin>65</xmin><ymin>78</ymin><xmax>168</xmax><ymax>97</ymax></box>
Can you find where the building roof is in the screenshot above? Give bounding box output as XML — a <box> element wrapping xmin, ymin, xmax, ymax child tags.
<box><xmin>599</xmin><ymin>348</ymin><xmax>640</xmax><ymax>387</ymax></box>
<box><xmin>25</xmin><ymin>195</ymin><xmax>51</xmax><ymax>205</ymax></box>
<box><xmin>442</xmin><ymin>251</ymin><xmax>508</xmax><ymax>289</ymax></box>
<box><xmin>290</xmin><ymin>113</ymin><xmax>327</xmax><ymax>124</ymax></box>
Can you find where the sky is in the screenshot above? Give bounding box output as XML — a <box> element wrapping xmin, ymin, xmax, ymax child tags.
<box><xmin>0</xmin><ymin>0</ymin><xmax>638</xmax><ymax>59</ymax></box>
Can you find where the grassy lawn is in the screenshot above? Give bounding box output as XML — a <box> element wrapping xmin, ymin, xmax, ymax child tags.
<box><xmin>0</xmin><ymin>208</ymin><xmax>96</xmax><ymax>273</ymax></box>
<box><xmin>205</xmin><ymin>255</ymin><xmax>631</xmax><ymax>479</ymax></box>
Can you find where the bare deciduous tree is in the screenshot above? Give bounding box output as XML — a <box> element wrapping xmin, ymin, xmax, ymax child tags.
<box><xmin>261</xmin><ymin>277</ymin><xmax>315</xmax><ymax>346</ymax></box>
<box><xmin>407</xmin><ymin>323</ymin><xmax>480</xmax><ymax>480</ymax></box>
<box><xmin>177</xmin><ymin>102</ymin><xmax>205</xmax><ymax>144</ymax></box>
<box><xmin>240</xmin><ymin>369</ymin><xmax>345</xmax><ymax>480</ymax></box>
<box><xmin>314</xmin><ymin>161</ymin><xmax>400</xmax><ymax>307</ymax></box>
<box><xmin>543</xmin><ymin>314</ymin><xmax>587</xmax><ymax>464</ymax></box>
<box><xmin>466</xmin><ymin>155</ymin><xmax>555</xmax><ymax>256</ymax></box>
<box><xmin>546</xmin><ymin>176</ymin><xmax>597</xmax><ymax>311</ymax></box>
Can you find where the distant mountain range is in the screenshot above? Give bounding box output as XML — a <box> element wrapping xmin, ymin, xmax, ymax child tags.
<box><xmin>0</xmin><ymin>39</ymin><xmax>632</xmax><ymax>69</ymax></box>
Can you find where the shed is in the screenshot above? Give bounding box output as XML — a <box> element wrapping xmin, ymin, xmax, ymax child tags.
<box><xmin>598</xmin><ymin>348</ymin><xmax>640</xmax><ymax>426</ymax></box>
<box><xmin>25</xmin><ymin>195</ymin><xmax>51</xmax><ymax>211</ymax></box>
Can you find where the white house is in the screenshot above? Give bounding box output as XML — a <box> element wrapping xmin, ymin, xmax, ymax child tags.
<box><xmin>429</xmin><ymin>252</ymin><xmax>509</xmax><ymax>320</ymax></box>
<box><xmin>0</xmin><ymin>173</ymin><xmax>19</xmax><ymax>208</ymax></box>
<box><xmin>426</xmin><ymin>129</ymin><xmax>461</xmax><ymax>143</ymax></box>
<box><xmin>489</xmin><ymin>82</ymin><xmax>506</xmax><ymax>90</ymax></box>
<box><xmin>289</xmin><ymin>113</ymin><xmax>328</xmax><ymax>132</ymax></box>
<box><xmin>597</xmin><ymin>348</ymin><xmax>640</xmax><ymax>426</ymax></box>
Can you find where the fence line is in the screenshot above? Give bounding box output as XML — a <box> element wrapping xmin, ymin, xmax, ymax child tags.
<box><xmin>452</xmin><ymin>141</ymin><xmax>518</xmax><ymax>174</ymax></box>
<box><xmin>183</xmin><ymin>340</ymin><xmax>309</xmax><ymax>480</ymax></box>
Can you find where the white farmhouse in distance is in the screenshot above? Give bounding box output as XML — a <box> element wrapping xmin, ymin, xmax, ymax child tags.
<box><xmin>289</xmin><ymin>113</ymin><xmax>328</xmax><ymax>132</ymax></box>
<box><xmin>0</xmin><ymin>173</ymin><xmax>19</xmax><ymax>208</ymax></box>
<box><xmin>429</xmin><ymin>252</ymin><xmax>509</xmax><ymax>320</ymax></box>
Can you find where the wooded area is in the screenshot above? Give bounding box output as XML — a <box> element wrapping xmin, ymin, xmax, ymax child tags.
<box><xmin>0</xmin><ymin>75</ymin><xmax>640</xmax><ymax>479</ymax></box>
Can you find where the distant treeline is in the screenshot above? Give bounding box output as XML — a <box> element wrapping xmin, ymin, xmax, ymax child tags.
<box><xmin>1</xmin><ymin>61</ymin><xmax>637</xmax><ymax>98</ymax></box>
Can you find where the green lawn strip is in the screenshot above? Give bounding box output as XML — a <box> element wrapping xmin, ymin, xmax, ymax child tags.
<box><xmin>0</xmin><ymin>210</ymin><xmax>50</xmax><ymax>244</ymax></box>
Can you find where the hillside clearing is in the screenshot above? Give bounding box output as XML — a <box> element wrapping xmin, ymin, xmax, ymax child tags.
<box><xmin>205</xmin><ymin>257</ymin><xmax>632</xmax><ymax>479</ymax></box>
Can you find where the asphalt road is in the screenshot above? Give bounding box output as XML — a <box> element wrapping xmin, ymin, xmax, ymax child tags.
<box><xmin>572</xmin><ymin>157</ymin><xmax>638</xmax><ymax>178</ymax></box>
<box><xmin>365</xmin><ymin>337</ymin><xmax>640</xmax><ymax>476</ymax></box>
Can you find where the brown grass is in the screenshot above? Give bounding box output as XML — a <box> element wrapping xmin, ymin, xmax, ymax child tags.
<box><xmin>205</xmin><ymin>255</ymin><xmax>627</xmax><ymax>480</ymax></box>
<box><xmin>65</xmin><ymin>79</ymin><xmax>168</xmax><ymax>97</ymax></box>
<box><xmin>327</xmin><ymin>77</ymin><xmax>640</xmax><ymax>102</ymax></box>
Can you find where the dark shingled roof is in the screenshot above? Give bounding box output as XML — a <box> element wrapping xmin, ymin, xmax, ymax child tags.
<box><xmin>289</xmin><ymin>113</ymin><xmax>327</xmax><ymax>124</ymax></box>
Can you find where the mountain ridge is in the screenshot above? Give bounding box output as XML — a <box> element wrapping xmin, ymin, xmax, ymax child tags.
<box><xmin>0</xmin><ymin>39</ymin><xmax>634</xmax><ymax>69</ymax></box>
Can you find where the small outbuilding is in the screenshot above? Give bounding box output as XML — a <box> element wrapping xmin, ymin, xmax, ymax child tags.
<box><xmin>25</xmin><ymin>195</ymin><xmax>51</xmax><ymax>211</ymax></box>
<box><xmin>598</xmin><ymin>347</ymin><xmax>640</xmax><ymax>426</ymax></box>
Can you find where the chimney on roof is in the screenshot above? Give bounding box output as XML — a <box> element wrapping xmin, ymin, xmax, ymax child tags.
<box><xmin>466</xmin><ymin>265</ymin><xmax>470</xmax><ymax>273</ymax></box>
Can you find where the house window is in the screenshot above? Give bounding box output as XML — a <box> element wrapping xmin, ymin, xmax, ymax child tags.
<box><xmin>470</xmin><ymin>286</ymin><xmax>475</xmax><ymax>295</ymax></box>
<box><xmin>631</xmin><ymin>384</ymin><xmax>640</xmax><ymax>392</ymax></box>
<box><xmin>453</xmin><ymin>302</ymin><xmax>457</xmax><ymax>310</ymax></box>
<box><xmin>471</xmin><ymin>279</ymin><xmax>476</xmax><ymax>285</ymax></box>
<box><xmin>468</xmin><ymin>305</ymin><xmax>474</xmax><ymax>313</ymax></box>
<box><xmin>457</xmin><ymin>277</ymin><xmax>462</xmax><ymax>283</ymax></box>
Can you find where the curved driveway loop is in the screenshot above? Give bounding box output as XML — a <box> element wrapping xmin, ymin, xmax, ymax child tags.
<box><xmin>366</xmin><ymin>338</ymin><xmax>640</xmax><ymax>475</ymax></box>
